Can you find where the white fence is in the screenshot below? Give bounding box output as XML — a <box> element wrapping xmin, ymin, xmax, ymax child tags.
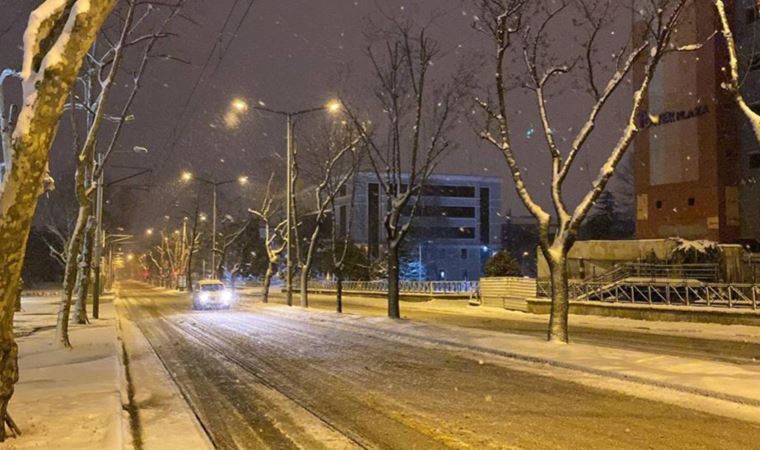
<box><xmin>309</xmin><ymin>280</ymin><xmax>478</xmax><ymax>295</ymax></box>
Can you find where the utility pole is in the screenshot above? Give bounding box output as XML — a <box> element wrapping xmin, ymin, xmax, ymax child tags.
<box><xmin>242</xmin><ymin>99</ymin><xmax>341</xmax><ymax>307</ymax></box>
<box><xmin>92</xmin><ymin>153</ymin><xmax>104</xmax><ymax>319</ymax></box>
<box><xmin>181</xmin><ymin>217</ymin><xmax>187</xmax><ymax>290</ymax></box>
<box><xmin>211</xmin><ymin>184</ymin><xmax>217</xmax><ymax>278</ymax></box>
<box><xmin>91</xmin><ymin>162</ymin><xmax>150</xmax><ymax>317</ymax></box>
<box><xmin>285</xmin><ymin>113</ymin><xmax>294</xmax><ymax>307</ymax></box>
<box><xmin>180</xmin><ymin>173</ymin><xmax>246</xmax><ymax>281</ymax></box>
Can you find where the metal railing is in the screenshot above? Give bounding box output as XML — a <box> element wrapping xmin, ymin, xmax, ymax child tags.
<box><xmin>309</xmin><ymin>280</ymin><xmax>479</xmax><ymax>295</ymax></box>
<box><xmin>583</xmin><ymin>262</ymin><xmax>720</xmax><ymax>284</ymax></box>
<box><xmin>537</xmin><ymin>279</ymin><xmax>758</xmax><ymax>310</ymax></box>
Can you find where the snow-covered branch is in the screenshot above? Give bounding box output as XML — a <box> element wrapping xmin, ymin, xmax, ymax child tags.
<box><xmin>713</xmin><ymin>0</ymin><xmax>760</xmax><ymax>142</ymax></box>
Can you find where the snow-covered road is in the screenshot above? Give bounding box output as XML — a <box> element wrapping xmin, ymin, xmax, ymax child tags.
<box><xmin>117</xmin><ymin>282</ymin><xmax>760</xmax><ymax>449</ymax></box>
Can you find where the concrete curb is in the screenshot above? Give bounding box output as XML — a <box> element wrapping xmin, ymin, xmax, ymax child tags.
<box><xmin>526</xmin><ymin>298</ymin><xmax>760</xmax><ymax>326</ymax></box>
<box><xmin>114</xmin><ymin>294</ymin><xmax>215</xmax><ymax>450</ymax></box>
<box><xmin>115</xmin><ymin>313</ymin><xmax>138</xmax><ymax>450</ymax></box>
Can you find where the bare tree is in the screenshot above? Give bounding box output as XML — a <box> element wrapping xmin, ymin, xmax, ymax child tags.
<box><xmin>185</xmin><ymin>201</ymin><xmax>203</xmax><ymax>291</ymax></box>
<box><xmin>249</xmin><ymin>176</ymin><xmax>287</xmax><ymax>304</ymax></box>
<box><xmin>343</xmin><ymin>19</ymin><xmax>467</xmax><ymax>319</ymax></box>
<box><xmin>56</xmin><ymin>0</ymin><xmax>183</xmax><ymax>347</ymax></box>
<box><xmin>0</xmin><ymin>0</ymin><xmax>117</xmax><ymax>439</ymax></box>
<box><xmin>473</xmin><ymin>0</ymin><xmax>696</xmax><ymax>342</ymax></box>
<box><xmin>295</xmin><ymin>123</ymin><xmax>361</xmax><ymax>307</ymax></box>
<box><xmin>147</xmin><ymin>239</ymin><xmax>172</xmax><ymax>287</ymax></box>
<box><xmin>145</xmin><ymin>230</ymin><xmax>190</xmax><ymax>288</ymax></box>
<box><xmin>39</xmin><ymin>192</ymin><xmax>78</xmax><ymax>269</ymax></box>
<box><xmin>328</xmin><ymin>171</ymin><xmax>360</xmax><ymax>313</ymax></box>
<box><xmin>214</xmin><ymin>218</ymin><xmax>253</xmax><ymax>284</ymax></box>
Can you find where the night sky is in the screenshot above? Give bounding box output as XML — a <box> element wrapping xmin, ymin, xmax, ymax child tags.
<box><xmin>1</xmin><ymin>0</ymin><xmax>633</xmax><ymax>237</ymax></box>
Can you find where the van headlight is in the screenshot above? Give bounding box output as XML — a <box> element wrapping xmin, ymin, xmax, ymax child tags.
<box><xmin>221</xmin><ymin>290</ymin><xmax>233</xmax><ymax>303</ymax></box>
<box><xmin>199</xmin><ymin>292</ymin><xmax>209</xmax><ymax>302</ymax></box>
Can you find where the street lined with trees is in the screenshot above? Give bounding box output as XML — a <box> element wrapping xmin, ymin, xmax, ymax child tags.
<box><xmin>3</xmin><ymin>0</ymin><xmax>760</xmax><ymax>446</ymax></box>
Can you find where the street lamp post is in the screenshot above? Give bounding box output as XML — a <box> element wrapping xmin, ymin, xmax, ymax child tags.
<box><xmin>92</xmin><ymin>150</ymin><xmax>150</xmax><ymax>319</ymax></box>
<box><xmin>241</xmin><ymin>98</ymin><xmax>341</xmax><ymax>307</ymax></box>
<box><xmin>212</xmin><ymin>184</ymin><xmax>217</xmax><ymax>272</ymax></box>
<box><xmin>180</xmin><ymin>172</ymin><xmax>248</xmax><ymax>279</ymax></box>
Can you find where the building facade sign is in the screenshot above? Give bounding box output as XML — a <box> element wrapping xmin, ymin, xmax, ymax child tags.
<box><xmin>636</xmin><ymin>104</ymin><xmax>709</xmax><ymax>129</ymax></box>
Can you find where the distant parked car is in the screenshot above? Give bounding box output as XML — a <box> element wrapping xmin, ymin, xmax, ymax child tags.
<box><xmin>192</xmin><ymin>279</ymin><xmax>234</xmax><ymax>310</ymax></box>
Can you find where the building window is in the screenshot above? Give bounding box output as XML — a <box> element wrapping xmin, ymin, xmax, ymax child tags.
<box><xmin>688</xmin><ymin>197</ymin><xmax>695</xmax><ymax>207</ymax></box>
<box><xmin>419</xmin><ymin>185</ymin><xmax>476</xmax><ymax>198</ymax></box>
<box><xmin>480</xmin><ymin>188</ymin><xmax>490</xmax><ymax>245</ymax></box>
<box><xmin>461</xmin><ymin>248</ymin><xmax>468</xmax><ymax>260</ymax></box>
<box><xmin>750</xmin><ymin>151</ymin><xmax>760</xmax><ymax>169</ymax></box>
<box><xmin>411</xmin><ymin>227</ymin><xmax>476</xmax><ymax>240</ymax></box>
<box><xmin>656</xmin><ymin>200</ymin><xmax>663</xmax><ymax>209</ymax></box>
<box><xmin>368</xmin><ymin>183</ymin><xmax>380</xmax><ymax>258</ymax></box>
<box><xmin>402</xmin><ymin>205</ymin><xmax>476</xmax><ymax>218</ymax></box>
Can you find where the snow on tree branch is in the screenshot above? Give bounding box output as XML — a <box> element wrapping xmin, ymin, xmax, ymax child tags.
<box><xmin>713</xmin><ymin>0</ymin><xmax>760</xmax><ymax>143</ymax></box>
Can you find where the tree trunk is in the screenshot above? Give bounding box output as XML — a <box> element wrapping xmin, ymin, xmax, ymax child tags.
<box><xmin>547</xmin><ymin>250</ymin><xmax>570</xmax><ymax>343</ymax></box>
<box><xmin>300</xmin><ymin>227</ymin><xmax>322</xmax><ymax>308</ymax></box>
<box><xmin>56</xmin><ymin>202</ymin><xmax>92</xmax><ymax>347</ymax></box>
<box><xmin>387</xmin><ymin>243</ymin><xmax>401</xmax><ymax>319</ymax></box>
<box><xmin>14</xmin><ymin>280</ymin><xmax>21</xmax><ymax>313</ymax></box>
<box><xmin>335</xmin><ymin>268</ymin><xmax>343</xmax><ymax>313</ymax></box>
<box><xmin>73</xmin><ymin>217</ymin><xmax>95</xmax><ymax>325</ymax></box>
<box><xmin>185</xmin><ymin>248</ymin><xmax>194</xmax><ymax>293</ymax></box>
<box><xmin>262</xmin><ymin>263</ymin><xmax>274</xmax><ymax>304</ymax></box>
<box><xmin>0</xmin><ymin>2</ymin><xmax>116</xmax><ymax>437</ymax></box>
<box><xmin>299</xmin><ymin>265</ymin><xmax>310</xmax><ymax>308</ymax></box>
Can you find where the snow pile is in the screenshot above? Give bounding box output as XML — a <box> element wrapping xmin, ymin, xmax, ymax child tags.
<box><xmin>672</xmin><ymin>238</ymin><xmax>720</xmax><ymax>256</ymax></box>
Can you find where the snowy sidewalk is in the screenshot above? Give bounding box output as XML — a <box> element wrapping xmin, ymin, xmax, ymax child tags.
<box><xmin>5</xmin><ymin>295</ymin><xmax>124</xmax><ymax>449</ymax></box>
<box><xmin>114</xmin><ymin>290</ymin><xmax>214</xmax><ymax>450</ymax></box>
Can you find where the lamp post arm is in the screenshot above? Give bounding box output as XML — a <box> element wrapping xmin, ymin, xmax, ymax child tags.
<box><xmin>250</xmin><ymin>105</ymin><xmax>327</xmax><ymax>118</ymax></box>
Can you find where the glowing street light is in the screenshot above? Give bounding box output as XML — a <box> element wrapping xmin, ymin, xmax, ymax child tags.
<box><xmin>179</xmin><ymin>173</ymin><xmax>250</xmax><ymax>276</ymax></box>
<box><xmin>145</xmin><ymin>228</ymin><xmax>154</xmax><ymax>236</ymax></box>
<box><xmin>326</xmin><ymin>99</ymin><xmax>342</xmax><ymax>114</ymax></box>
<box><xmin>243</xmin><ymin>98</ymin><xmax>344</xmax><ymax>307</ymax></box>
<box><xmin>231</xmin><ymin>97</ymin><xmax>249</xmax><ymax>113</ymax></box>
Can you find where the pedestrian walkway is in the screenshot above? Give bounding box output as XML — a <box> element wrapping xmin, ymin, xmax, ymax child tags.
<box><xmin>9</xmin><ymin>294</ymin><xmax>124</xmax><ymax>449</ymax></box>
